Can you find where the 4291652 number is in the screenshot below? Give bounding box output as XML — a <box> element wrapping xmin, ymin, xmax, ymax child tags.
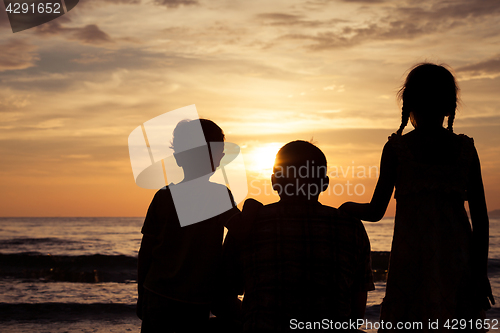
<box><xmin>444</xmin><ymin>319</ymin><xmax>498</xmax><ymax>330</ymax></box>
<box><xmin>5</xmin><ymin>2</ymin><xmax>61</xmax><ymax>14</ymax></box>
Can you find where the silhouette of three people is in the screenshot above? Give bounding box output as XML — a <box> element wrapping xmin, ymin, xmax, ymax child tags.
<box><xmin>137</xmin><ymin>63</ymin><xmax>494</xmax><ymax>332</ymax></box>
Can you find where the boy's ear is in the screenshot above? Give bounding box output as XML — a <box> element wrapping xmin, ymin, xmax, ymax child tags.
<box><xmin>321</xmin><ymin>176</ymin><xmax>329</xmax><ymax>193</ymax></box>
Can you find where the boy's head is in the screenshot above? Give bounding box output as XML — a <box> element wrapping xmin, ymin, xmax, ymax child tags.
<box><xmin>171</xmin><ymin>119</ymin><xmax>225</xmax><ymax>178</ymax></box>
<box><xmin>272</xmin><ymin>140</ymin><xmax>329</xmax><ymax>200</ymax></box>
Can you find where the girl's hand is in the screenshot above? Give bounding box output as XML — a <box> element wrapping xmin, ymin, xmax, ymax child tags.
<box><xmin>339</xmin><ymin>202</ymin><xmax>354</xmax><ymax>212</ymax></box>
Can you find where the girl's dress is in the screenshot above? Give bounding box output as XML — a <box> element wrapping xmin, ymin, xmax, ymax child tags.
<box><xmin>380</xmin><ymin>133</ymin><xmax>485</xmax><ymax>332</ymax></box>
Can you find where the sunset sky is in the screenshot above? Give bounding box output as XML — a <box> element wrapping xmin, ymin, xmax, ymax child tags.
<box><xmin>1</xmin><ymin>0</ymin><xmax>499</xmax><ymax>216</ymax></box>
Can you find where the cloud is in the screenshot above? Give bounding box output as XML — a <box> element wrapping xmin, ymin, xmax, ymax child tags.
<box><xmin>96</xmin><ymin>0</ymin><xmax>140</xmax><ymax>4</ymax></box>
<box><xmin>256</xmin><ymin>13</ymin><xmax>345</xmax><ymax>28</ymax></box>
<box><xmin>30</xmin><ymin>118</ymin><xmax>67</xmax><ymax>129</ymax></box>
<box><xmin>0</xmin><ymin>89</ymin><xmax>31</xmax><ymax>109</ymax></box>
<box><xmin>34</xmin><ymin>16</ymin><xmax>71</xmax><ymax>35</ymax></box>
<box><xmin>0</xmin><ymin>40</ymin><xmax>39</xmax><ymax>72</ymax></box>
<box><xmin>307</xmin><ymin>0</ymin><xmax>386</xmax><ymax>3</ymax></box>
<box><xmin>428</xmin><ymin>0</ymin><xmax>500</xmax><ymax>20</ymax></box>
<box><xmin>72</xmin><ymin>53</ymin><xmax>109</xmax><ymax>64</ymax></box>
<box><xmin>323</xmin><ymin>84</ymin><xmax>344</xmax><ymax>92</ymax></box>
<box><xmin>281</xmin><ymin>31</ymin><xmax>347</xmax><ymax>50</ymax></box>
<box><xmin>35</xmin><ymin>20</ymin><xmax>113</xmax><ymax>45</ymax></box>
<box><xmin>340</xmin><ymin>0</ymin><xmax>385</xmax><ymax>2</ymax></box>
<box><xmin>301</xmin><ymin>0</ymin><xmax>386</xmax><ymax>11</ymax></box>
<box><xmin>77</xmin><ymin>0</ymin><xmax>141</xmax><ymax>8</ymax></box>
<box><xmin>71</xmin><ymin>24</ymin><xmax>113</xmax><ymax>44</ymax></box>
<box><xmin>257</xmin><ymin>13</ymin><xmax>302</xmax><ymax>21</ymax></box>
<box><xmin>457</xmin><ymin>55</ymin><xmax>500</xmax><ymax>79</ymax></box>
<box><xmin>276</xmin><ymin>0</ymin><xmax>500</xmax><ymax>50</ymax></box>
<box><xmin>153</xmin><ymin>0</ymin><xmax>199</xmax><ymax>8</ymax></box>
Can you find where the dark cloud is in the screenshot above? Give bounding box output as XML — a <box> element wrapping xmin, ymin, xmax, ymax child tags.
<box><xmin>388</xmin><ymin>0</ymin><xmax>500</xmax><ymax>32</ymax></box>
<box><xmin>282</xmin><ymin>31</ymin><xmax>351</xmax><ymax>50</ymax></box>
<box><xmin>97</xmin><ymin>0</ymin><xmax>141</xmax><ymax>3</ymax></box>
<box><xmin>71</xmin><ymin>53</ymin><xmax>108</xmax><ymax>64</ymax></box>
<box><xmin>0</xmin><ymin>46</ymin><xmax>186</xmax><ymax>93</ymax></box>
<box><xmin>77</xmin><ymin>0</ymin><xmax>141</xmax><ymax>8</ymax></box>
<box><xmin>153</xmin><ymin>0</ymin><xmax>199</xmax><ymax>8</ymax></box>
<box><xmin>429</xmin><ymin>0</ymin><xmax>500</xmax><ymax>20</ymax></box>
<box><xmin>340</xmin><ymin>0</ymin><xmax>385</xmax><ymax>2</ymax></box>
<box><xmin>257</xmin><ymin>13</ymin><xmax>303</xmax><ymax>21</ymax></box>
<box><xmin>256</xmin><ymin>12</ymin><xmax>346</xmax><ymax>28</ymax></box>
<box><xmin>71</xmin><ymin>24</ymin><xmax>113</xmax><ymax>44</ymax></box>
<box><xmin>0</xmin><ymin>39</ymin><xmax>39</xmax><ymax>71</ymax></box>
<box><xmin>457</xmin><ymin>55</ymin><xmax>500</xmax><ymax>78</ymax></box>
<box><xmin>277</xmin><ymin>0</ymin><xmax>500</xmax><ymax>50</ymax></box>
<box><xmin>35</xmin><ymin>20</ymin><xmax>113</xmax><ymax>45</ymax></box>
<box><xmin>302</xmin><ymin>0</ymin><xmax>385</xmax><ymax>10</ymax></box>
<box><xmin>34</xmin><ymin>16</ymin><xmax>72</xmax><ymax>35</ymax></box>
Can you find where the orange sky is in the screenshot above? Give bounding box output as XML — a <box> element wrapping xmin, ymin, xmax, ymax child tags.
<box><xmin>1</xmin><ymin>0</ymin><xmax>500</xmax><ymax>216</ymax></box>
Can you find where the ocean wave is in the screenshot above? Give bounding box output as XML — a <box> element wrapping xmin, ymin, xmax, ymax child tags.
<box><xmin>0</xmin><ymin>237</ymin><xmax>80</xmax><ymax>247</ymax></box>
<box><xmin>0</xmin><ymin>253</ymin><xmax>137</xmax><ymax>283</ymax></box>
<box><xmin>0</xmin><ymin>302</ymin><xmax>136</xmax><ymax>321</ymax></box>
<box><xmin>0</xmin><ymin>252</ymin><xmax>390</xmax><ymax>283</ymax></box>
<box><xmin>0</xmin><ymin>252</ymin><xmax>496</xmax><ymax>284</ymax></box>
<box><xmin>489</xmin><ymin>258</ymin><xmax>500</xmax><ymax>275</ymax></box>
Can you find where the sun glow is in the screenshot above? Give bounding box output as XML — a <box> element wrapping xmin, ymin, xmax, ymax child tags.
<box><xmin>247</xmin><ymin>143</ymin><xmax>283</xmax><ymax>178</ymax></box>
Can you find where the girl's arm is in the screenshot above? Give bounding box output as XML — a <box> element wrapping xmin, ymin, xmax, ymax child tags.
<box><xmin>467</xmin><ymin>146</ymin><xmax>494</xmax><ymax>306</ymax></box>
<box><xmin>340</xmin><ymin>140</ymin><xmax>397</xmax><ymax>222</ymax></box>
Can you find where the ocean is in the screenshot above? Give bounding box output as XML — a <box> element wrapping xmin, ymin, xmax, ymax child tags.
<box><xmin>0</xmin><ymin>217</ymin><xmax>499</xmax><ymax>332</ymax></box>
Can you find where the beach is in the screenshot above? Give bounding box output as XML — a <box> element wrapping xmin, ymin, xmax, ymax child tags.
<box><xmin>0</xmin><ymin>217</ymin><xmax>498</xmax><ymax>332</ymax></box>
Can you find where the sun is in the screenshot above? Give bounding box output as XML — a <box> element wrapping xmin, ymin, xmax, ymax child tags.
<box><xmin>247</xmin><ymin>143</ymin><xmax>283</xmax><ymax>178</ymax></box>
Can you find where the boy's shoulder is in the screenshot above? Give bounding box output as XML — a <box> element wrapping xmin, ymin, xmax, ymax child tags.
<box><xmin>255</xmin><ymin>200</ymin><xmax>364</xmax><ymax>227</ymax></box>
<box><xmin>150</xmin><ymin>185</ymin><xmax>174</xmax><ymax>206</ymax></box>
<box><xmin>238</xmin><ymin>200</ymin><xmax>369</xmax><ymax>247</ymax></box>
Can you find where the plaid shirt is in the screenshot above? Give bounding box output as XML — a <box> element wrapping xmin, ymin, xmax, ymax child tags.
<box><xmin>221</xmin><ymin>199</ymin><xmax>374</xmax><ymax>331</ymax></box>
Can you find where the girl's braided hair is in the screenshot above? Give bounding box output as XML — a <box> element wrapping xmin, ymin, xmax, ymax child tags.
<box><xmin>396</xmin><ymin>63</ymin><xmax>459</xmax><ymax>135</ymax></box>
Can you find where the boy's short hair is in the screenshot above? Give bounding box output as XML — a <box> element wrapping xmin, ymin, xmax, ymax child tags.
<box><xmin>170</xmin><ymin>118</ymin><xmax>225</xmax><ymax>172</ymax></box>
<box><xmin>273</xmin><ymin>140</ymin><xmax>327</xmax><ymax>186</ymax></box>
<box><xmin>171</xmin><ymin>119</ymin><xmax>225</xmax><ymax>152</ymax></box>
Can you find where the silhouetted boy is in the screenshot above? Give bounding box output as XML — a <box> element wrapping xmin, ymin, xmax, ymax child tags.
<box><xmin>216</xmin><ymin>140</ymin><xmax>374</xmax><ymax>332</ymax></box>
<box><xmin>137</xmin><ymin>119</ymin><xmax>239</xmax><ymax>332</ymax></box>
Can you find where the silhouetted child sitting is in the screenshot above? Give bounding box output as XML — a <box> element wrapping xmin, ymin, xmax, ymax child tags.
<box><xmin>137</xmin><ymin>119</ymin><xmax>239</xmax><ymax>333</ymax></box>
<box><xmin>216</xmin><ymin>140</ymin><xmax>374</xmax><ymax>332</ymax></box>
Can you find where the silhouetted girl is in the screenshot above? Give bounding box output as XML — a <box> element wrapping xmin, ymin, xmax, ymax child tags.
<box><xmin>340</xmin><ymin>63</ymin><xmax>494</xmax><ymax>332</ymax></box>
